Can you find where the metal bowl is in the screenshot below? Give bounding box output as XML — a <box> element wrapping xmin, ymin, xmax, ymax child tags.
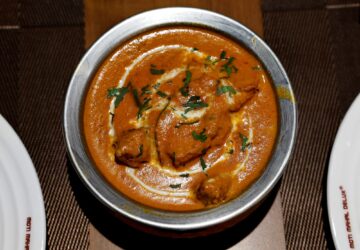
<box><xmin>64</xmin><ymin>7</ymin><xmax>296</xmax><ymax>231</ymax></box>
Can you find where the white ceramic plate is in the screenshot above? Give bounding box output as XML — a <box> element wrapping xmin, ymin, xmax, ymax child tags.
<box><xmin>0</xmin><ymin>115</ymin><xmax>46</xmax><ymax>250</ymax></box>
<box><xmin>328</xmin><ymin>94</ymin><xmax>360</xmax><ymax>249</ymax></box>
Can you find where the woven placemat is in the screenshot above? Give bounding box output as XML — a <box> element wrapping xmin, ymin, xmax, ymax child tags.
<box><xmin>18</xmin><ymin>27</ymin><xmax>88</xmax><ymax>249</ymax></box>
<box><xmin>19</xmin><ymin>0</ymin><xmax>83</xmax><ymax>26</ymax></box>
<box><xmin>0</xmin><ymin>30</ymin><xmax>18</xmax><ymax>128</ymax></box>
<box><xmin>0</xmin><ymin>1</ymin><xmax>89</xmax><ymax>249</ymax></box>
<box><xmin>264</xmin><ymin>4</ymin><xmax>360</xmax><ymax>249</ymax></box>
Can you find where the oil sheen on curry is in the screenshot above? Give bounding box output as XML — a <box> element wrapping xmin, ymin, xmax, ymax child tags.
<box><xmin>84</xmin><ymin>27</ymin><xmax>278</xmax><ymax>211</ymax></box>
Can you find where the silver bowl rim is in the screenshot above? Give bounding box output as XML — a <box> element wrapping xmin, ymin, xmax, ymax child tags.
<box><xmin>64</xmin><ymin>7</ymin><xmax>297</xmax><ymax>230</ymax></box>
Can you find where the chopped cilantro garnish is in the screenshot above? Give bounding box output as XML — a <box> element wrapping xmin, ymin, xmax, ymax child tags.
<box><xmin>220</xmin><ymin>50</ymin><xmax>227</xmax><ymax>59</ymax></box>
<box><xmin>227</xmin><ymin>57</ymin><xmax>235</xmax><ymax>65</ymax></box>
<box><xmin>216</xmin><ymin>85</ymin><xmax>237</xmax><ymax>96</ymax></box>
<box><xmin>137</xmin><ymin>98</ymin><xmax>151</xmax><ymax>119</ymax></box>
<box><xmin>141</xmin><ymin>85</ymin><xmax>152</xmax><ymax>96</ymax></box>
<box><xmin>107</xmin><ymin>88</ymin><xmax>120</xmax><ymax>97</ymax></box>
<box><xmin>150</xmin><ymin>68</ymin><xmax>165</xmax><ymax>75</ymax></box>
<box><xmin>156</xmin><ymin>90</ymin><xmax>167</xmax><ymax>98</ymax></box>
<box><xmin>200</xmin><ymin>156</ymin><xmax>207</xmax><ymax>170</ymax></box>
<box><xmin>131</xmin><ymin>85</ymin><xmax>152</xmax><ymax>119</ymax></box>
<box><xmin>221</xmin><ymin>56</ymin><xmax>237</xmax><ymax>77</ymax></box>
<box><xmin>107</xmin><ymin>86</ymin><xmax>129</xmax><ymax>108</ymax></box>
<box><xmin>240</xmin><ymin>133</ymin><xmax>250</xmax><ymax>151</ymax></box>
<box><xmin>153</xmin><ymin>82</ymin><xmax>160</xmax><ymax>89</ymax></box>
<box><xmin>150</xmin><ymin>65</ymin><xmax>165</xmax><ymax>75</ymax></box>
<box><xmin>229</xmin><ymin>148</ymin><xmax>234</xmax><ymax>154</ymax></box>
<box><xmin>204</xmin><ymin>55</ymin><xmax>219</xmax><ymax>67</ymax></box>
<box><xmin>192</xmin><ymin>129</ymin><xmax>207</xmax><ymax>142</ymax></box>
<box><xmin>170</xmin><ymin>183</ymin><xmax>181</xmax><ymax>189</ymax></box>
<box><xmin>179</xmin><ymin>70</ymin><xmax>192</xmax><ymax>97</ymax></box>
<box><xmin>136</xmin><ymin>144</ymin><xmax>143</xmax><ymax>158</ymax></box>
<box><xmin>132</xmin><ymin>88</ymin><xmax>141</xmax><ymax>107</ymax></box>
<box><xmin>183</xmin><ymin>96</ymin><xmax>208</xmax><ymax>113</ymax></box>
<box><xmin>192</xmin><ymin>47</ymin><xmax>199</xmax><ymax>52</ymax></box>
<box><xmin>179</xmin><ymin>173</ymin><xmax>190</xmax><ymax>178</ymax></box>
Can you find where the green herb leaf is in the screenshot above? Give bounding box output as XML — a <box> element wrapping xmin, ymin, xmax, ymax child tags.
<box><xmin>179</xmin><ymin>70</ymin><xmax>192</xmax><ymax>97</ymax></box>
<box><xmin>132</xmin><ymin>88</ymin><xmax>141</xmax><ymax>107</ymax></box>
<box><xmin>170</xmin><ymin>183</ymin><xmax>181</xmax><ymax>189</ymax></box>
<box><xmin>156</xmin><ymin>90</ymin><xmax>168</xmax><ymax>98</ymax></box>
<box><xmin>141</xmin><ymin>85</ymin><xmax>152</xmax><ymax>96</ymax></box>
<box><xmin>192</xmin><ymin>47</ymin><xmax>199</xmax><ymax>52</ymax></box>
<box><xmin>115</xmin><ymin>96</ymin><xmax>124</xmax><ymax>108</ymax></box>
<box><xmin>240</xmin><ymin>133</ymin><xmax>249</xmax><ymax>152</ymax></box>
<box><xmin>204</xmin><ymin>55</ymin><xmax>219</xmax><ymax>67</ymax></box>
<box><xmin>183</xmin><ymin>96</ymin><xmax>208</xmax><ymax>113</ymax></box>
<box><xmin>153</xmin><ymin>82</ymin><xmax>160</xmax><ymax>89</ymax></box>
<box><xmin>136</xmin><ymin>144</ymin><xmax>143</xmax><ymax>158</ymax></box>
<box><xmin>180</xmin><ymin>86</ymin><xmax>188</xmax><ymax>97</ymax></box>
<box><xmin>200</xmin><ymin>156</ymin><xmax>207</xmax><ymax>170</ymax></box>
<box><xmin>216</xmin><ymin>85</ymin><xmax>237</xmax><ymax>96</ymax></box>
<box><xmin>107</xmin><ymin>88</ymin><xmax>120</xmax><ymax>97</ymax></box>
<box><xmin>150</xmin><ymin>65</ymin><xmax>165</xmax><ymax>75</ymax></box>
<box><xmin>150</xmin><ymin>68</ymin><xmax>165</xmax><ymax>75</ymax></box>
<box><xmin>107</xmin><ymin>86</ymin><xmax>129</xmax><ymax>108</ymax></box>
<box><xmin>221</xmin><ymin>56</ymin><xmax>237</xmax><ymax>77</ymax></box>
<box><xmin>229</xmin><ymin>148</ymin><xmax>234</xmax><ymax>154</ymax></box>
<box><xmin>179</xmin><ymin>173</ymin><xmax>190</xmax><ymax>178</ymax></box>
<box><xmin>227</xmin><ymin>57</ymin><xmax>235</xmax><ymax>65</ymax></box>
<box><xmin>220</xmin><ymin>50</ymin><xmax>227</xmax><ymax>59</ymax></box>
<box><xmin>192</xmin><ymin>129</ymin><xmax>207</xmax><ymax>142</ymax></box>
<box><xmin>225</xmin><ymin>65</ymin><xmax>232</xmax><ymax>76</ymax></box>
<box><xmin>132</xmin><ymin>85</ymin><xmax>152</xmax><ymax>119</ymax></box>
<box><xmin>137</xmin><ymin>98</ymin><xmax>151</xmax><ymax>119</ymax></box>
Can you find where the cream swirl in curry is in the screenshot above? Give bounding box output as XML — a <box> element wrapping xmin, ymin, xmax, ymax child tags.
<box><xmin>84</xmin><ymin>27</ymin><xmax>278</xmax><ymax>211</ymax></box>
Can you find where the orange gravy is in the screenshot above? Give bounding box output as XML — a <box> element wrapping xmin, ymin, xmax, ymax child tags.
<box><xmin>83</xmin><ymin>27</ymin><xmax>278</xmax><ymax>211</ymax></box>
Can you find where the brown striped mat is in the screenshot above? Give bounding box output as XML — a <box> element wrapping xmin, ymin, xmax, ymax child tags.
<box><xmin>263</xmin><ymin>1</ymin><xmax>360</xmax><ymax>249</ymax></box>
<box><xmin>0</xmin><ymin>0</ymin><xmax>89</xmax><ymax>249</ymax></box>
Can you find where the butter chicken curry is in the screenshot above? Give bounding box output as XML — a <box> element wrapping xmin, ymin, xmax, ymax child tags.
<box><xmin>83</xmin><ymin>27</ymin><xmax>278</xmax><ymax>211</ymax></box>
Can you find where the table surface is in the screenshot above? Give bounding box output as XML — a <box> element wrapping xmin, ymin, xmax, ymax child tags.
<box><xmin>1</xmin><ymin>0</ymin><xmax>359</xmax><ymax>249</ymax></box>
<box><xmin>84</xmin><ymin>1</ymin><xmax>285</xmax><ymax>249</ymax></box>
